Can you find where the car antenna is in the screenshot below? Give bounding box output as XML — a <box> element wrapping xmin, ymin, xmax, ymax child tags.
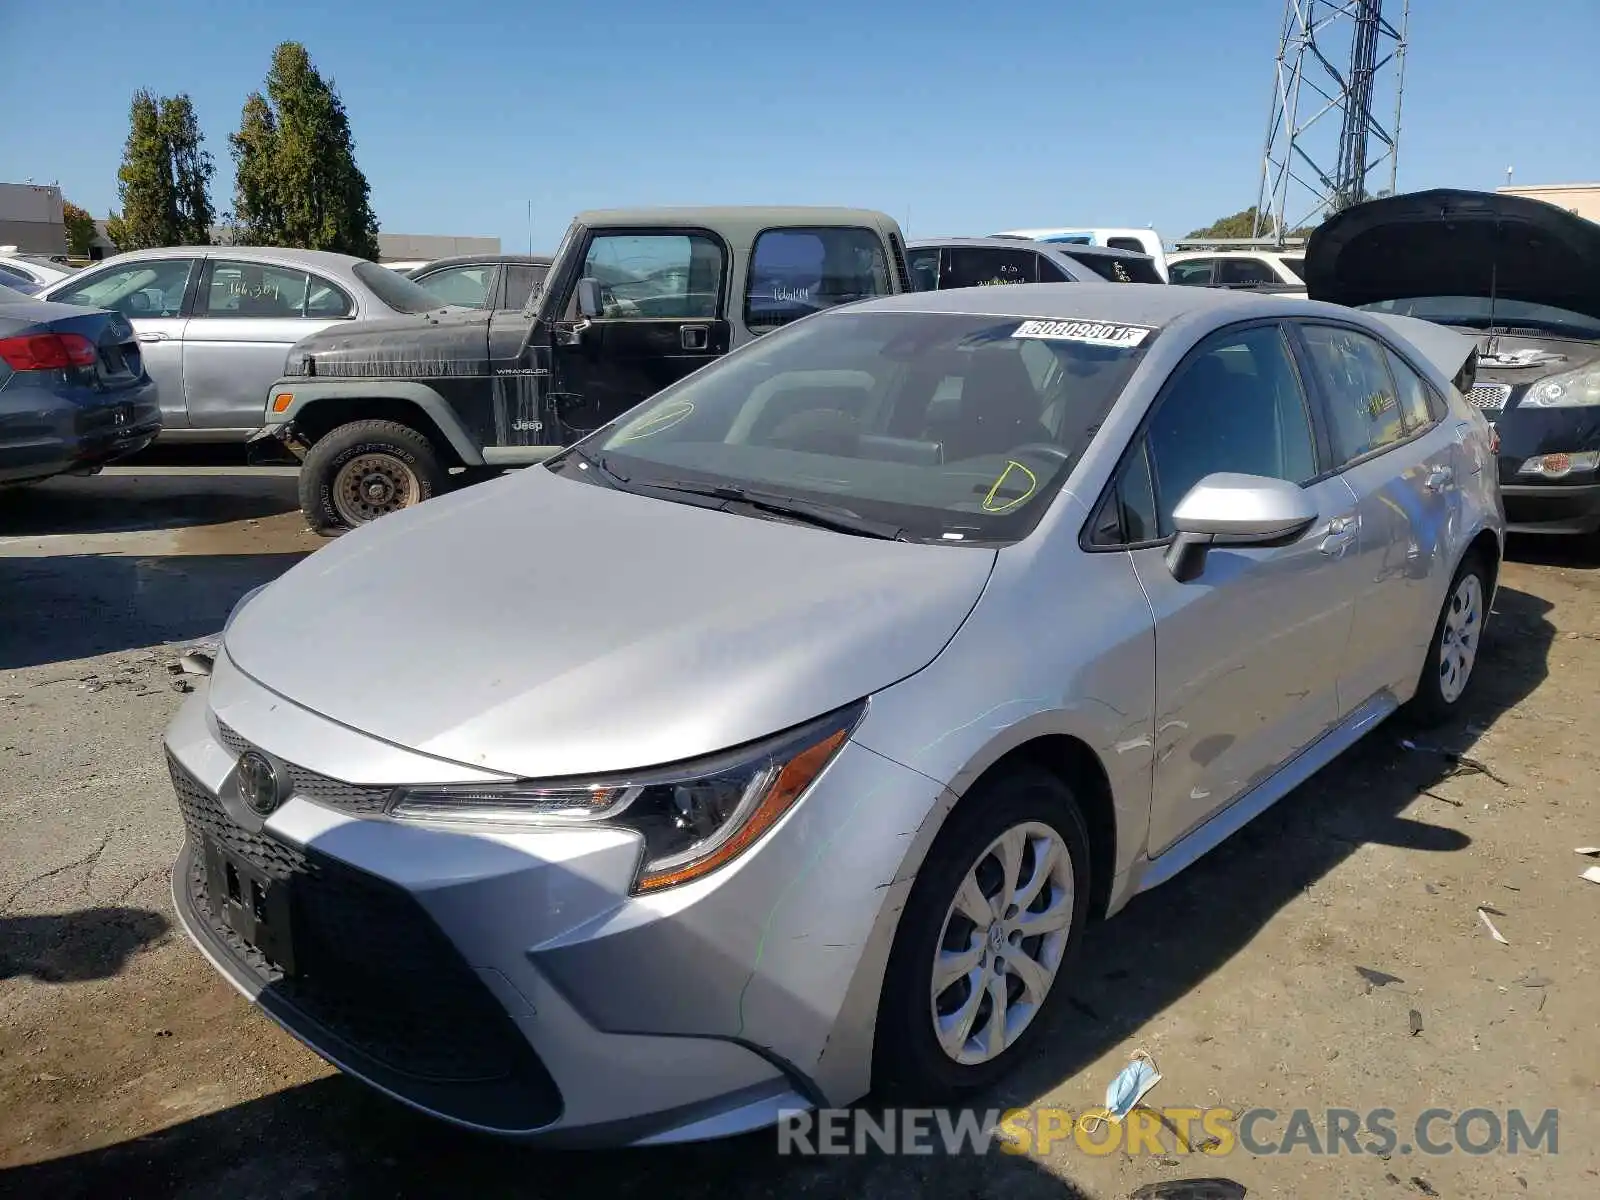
<box><xmin>1484</xmin><ymin>211</ymin><xmax>1502</xmax><ymax>358</ymax></box>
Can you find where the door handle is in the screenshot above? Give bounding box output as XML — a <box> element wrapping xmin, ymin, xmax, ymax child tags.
<box><xmin>137</xmin><ymin>332</ymin><xmax>169</xmax><ymax>343</ymax></box>
<box><xmin>680</xmin><ymin>324</ymin><xmax>709</xmax><ymax>351</ymax></box>
<box><xmin>1424</xmin><ymin>466</ymin><xmax>1454</xmax><ymax>492</ymax></box>
<box><xmin>1319</xmin><ymin>514</ymin><xmax>1356</xmax><ymax>556</ymax></box>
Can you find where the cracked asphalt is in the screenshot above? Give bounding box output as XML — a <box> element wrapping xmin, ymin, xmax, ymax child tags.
<box><xmin>2</xmin><ymin>465</ymin><xmax>1598</xmax><ymax>1199</ymax></box>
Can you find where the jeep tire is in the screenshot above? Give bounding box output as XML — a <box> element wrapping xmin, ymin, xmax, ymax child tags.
<box><xmin>299</xmin><ymin>419</ymin><xmax>445</xmax><ymax>535</ymax></box>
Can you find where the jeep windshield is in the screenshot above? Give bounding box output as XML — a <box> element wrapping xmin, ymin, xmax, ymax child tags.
<box><xmin>568</xmin><ymin>309</ymin><xmax>1155</xmax><ymax>545</ymax></box>
<box><xmin>1358</xmin><ymin>296</ymin><xmax>1600</xmax><ymax>341</ymax></box>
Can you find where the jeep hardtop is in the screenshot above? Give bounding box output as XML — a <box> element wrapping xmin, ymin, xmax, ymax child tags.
<box><xmin>255</xmin><ymin>206</ymin><xmax>913</xmax><ymax>532</ymax></box>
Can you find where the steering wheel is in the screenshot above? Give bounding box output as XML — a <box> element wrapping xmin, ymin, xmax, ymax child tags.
<box><xmin>1008</xmin><ymin>443</ymin><xmax>1074</xmax><ymax>465</ymax></box>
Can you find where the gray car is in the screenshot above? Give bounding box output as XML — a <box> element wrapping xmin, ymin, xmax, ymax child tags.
<box><xmin>164</xmin><ymin>283</ymin><xmax>1502</xmax><ymax>1145</ymax></box>
<box><xmin>37</xmin><ymin>246</ymin><xmax>451</xmax><ymax>442</ymax></box>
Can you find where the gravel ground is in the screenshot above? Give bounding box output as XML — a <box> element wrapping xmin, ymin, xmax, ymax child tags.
<box><xmin>1</xmin><ymin>467</ymin><xmax>1596</xmax><ymax>1199</ymax></box>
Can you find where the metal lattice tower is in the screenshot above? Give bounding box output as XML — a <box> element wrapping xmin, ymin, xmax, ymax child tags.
<box><xmin>1253</xmin><ymin>0</ymin><xmax>1410</xmax><ymax>241</ymax></box>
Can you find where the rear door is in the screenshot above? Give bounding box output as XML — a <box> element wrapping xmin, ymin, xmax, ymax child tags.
<box><xmin>1290</xmin><ymin>320</ymin><xmax>1461</xmax><ymax>710</ymax></box>
<box><xmin>182</xmin><ymin>259</ymin><xmax>356</xmax><ymax>429</ymax></box>
<box><xmin>44</xmin><ymin>257</ymin><xmax>199</xmax><ymax>427</ymax></box>
<box><xmin>546</xmin><ymin>228</ymin><xmax>732</xmax><ymax>439</ymax></box>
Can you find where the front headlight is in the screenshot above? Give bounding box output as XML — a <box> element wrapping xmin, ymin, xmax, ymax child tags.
<box><xmin>1520</xmin><ymin>365</ymin><xmax>1600</xmax><ymax>408</ymax></box>
<box><xmin>389</xmin><ymin>701</ymin><xmax>865</xmax><ymax>894</ymax></box>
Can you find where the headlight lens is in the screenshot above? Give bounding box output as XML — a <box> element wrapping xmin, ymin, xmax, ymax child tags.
<box><xmin>1520</xmin><ymin>366</ymin><xmax>1600</xmax><ymax>408</ymax></box>
<box><xmin>389</xmin><ymin>701</ymin><xmax>865</xmax><ymax>893</ymax></box>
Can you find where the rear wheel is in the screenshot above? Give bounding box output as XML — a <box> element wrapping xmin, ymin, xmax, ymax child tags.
<box><xmin>873</xmin><ymin>765</ymin><xmax>1091</xmax><ymax>1100</ymax></box>
<box><xmin>298</xmin><ymin>419</ymin><xmax>444</xmax><ymax>535</ymax></box>
<box><xmin>1405</xmin><ymin>552</ymin><xmax>1490</xmax><ymax>726</ymax></box>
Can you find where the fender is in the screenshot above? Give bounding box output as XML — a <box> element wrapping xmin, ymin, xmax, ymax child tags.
<box><xmin>256</xmin><ymin>378</ymin><xmax>486</xmax><ymax>466</ymax></box>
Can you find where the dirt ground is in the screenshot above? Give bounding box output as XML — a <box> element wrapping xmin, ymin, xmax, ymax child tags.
<box><xmin>1</xmin><ymin>466</ymin><xmax>1596</xmax><ymax>1200</ymax></box>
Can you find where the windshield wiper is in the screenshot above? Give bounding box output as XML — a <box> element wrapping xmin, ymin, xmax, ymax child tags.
<box><xmin>643</xmin><ymin>479</ymin><xmax>907</xmax><ymax>541</ymax></box>
<box><xmin>558</xmin><ymin>445</ymin><xmax>631</xmax><ymax>487</ymax></box>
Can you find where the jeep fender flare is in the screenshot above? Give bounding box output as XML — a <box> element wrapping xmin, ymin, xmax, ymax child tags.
<box><xmin>262</xmin><ymin>379</ymin><xmax>485</xmax><ymax>466</ymax></box>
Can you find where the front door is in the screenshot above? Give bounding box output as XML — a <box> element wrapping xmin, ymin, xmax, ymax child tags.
<box><xmin>45</xmin><ymin>257</ymin><xmax>199</xmax><ymax>428</ymax></box>
<box><xmin>182</xmin><ymin>259</ymin><xmax>354</xmax><ymax>429</ymax></box>
<box><xmin>1291</xmin><ymin>321</ymin><xmax>1464</xmax><ymax>710</ymax></box>
<box><xmin>548</xmin><ymin>229</ymin><xmax>731</xmax><ymax>441</ymax></box>
<box><xmin>1121</xmin><ymin>322</ymin><xmax>1364</xmax><ymax>856</ymax></box>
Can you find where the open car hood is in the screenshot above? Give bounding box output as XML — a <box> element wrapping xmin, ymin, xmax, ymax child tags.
<box><xmin>1304</xmin><ymin>188</ymin><xmax>1600</xmax><ymax>323</ymax></box>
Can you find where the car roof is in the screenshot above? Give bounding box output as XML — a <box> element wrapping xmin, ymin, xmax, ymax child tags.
<box><xmin>574</xmin><ymin>206</ymin><xmax>898</xmax><ymax>242</ymax></box>
<box><xmin>415</xmin><ymin>253</ymin><xmax>553</xmax><ymax>270</ymax></box>
<box><xmin>908</xmin><ymin>236</ymin><xmax>1153</xmax><ymax>262</ymax></box>
<box><xmin>89</xmin><ymin>245</ymin><xmax>370</xmax><ymax>272</ymax></box>
<box><xmin>843</xmin><ymin>280</ymin><xmax>1344</xmax><ymax>326</ymax></box>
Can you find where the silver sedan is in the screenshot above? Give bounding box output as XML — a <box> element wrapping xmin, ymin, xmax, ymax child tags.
<box><xmin>163</xmin><ymin>283</ymin><xmax>1502</xmax><ymax>1144</ymax></box>
<box><xmin>38</xmin><ymin>246</ymin><xmax>450</xmax><ymax>443</ymax></box>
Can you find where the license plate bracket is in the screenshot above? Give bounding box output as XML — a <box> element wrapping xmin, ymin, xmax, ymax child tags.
<box><xmin>203</xmin><ymin>837</ymin><xmax>296</xmax><ymax>976</ymax></box>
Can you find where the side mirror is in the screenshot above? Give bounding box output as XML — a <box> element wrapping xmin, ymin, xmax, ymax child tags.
<box><xmin>576</xmin><ymin>277</ymin><xmax>603</xmax><ymax>319</ymax></box>
<box><xmin>1164</xmin><ymin>472</ymin><xmax>1318</xmax><ymax>582</ymax></box>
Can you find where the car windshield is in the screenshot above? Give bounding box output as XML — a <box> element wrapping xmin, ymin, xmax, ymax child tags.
<box><xmin>352</xmin><ymin>261</ymin><xmax>450</xmax><ymax>314</ymax></box>
<box><xmin>1358</xmin><ymin>296</ymin><xmax>1600</xmax><ymax>340</ymax></box>
<box><xmin>578</xmin><ymin>309</ymin><xmax>1157</xmax><ymax>545</ymax></box>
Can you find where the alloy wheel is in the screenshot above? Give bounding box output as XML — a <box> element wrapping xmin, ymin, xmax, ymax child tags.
<box><xmin>1438</xmin><ymin>572</ymin><xmax>1484</xmax><ymax>704</ymax></box>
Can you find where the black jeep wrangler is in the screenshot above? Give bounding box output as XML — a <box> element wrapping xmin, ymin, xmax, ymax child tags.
<box><xmin>253</xmin><ymin>206</ymin><xmax>913</xmax><ymax>533</ymax></box>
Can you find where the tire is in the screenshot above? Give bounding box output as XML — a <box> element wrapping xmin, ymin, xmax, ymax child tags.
<box><xmin>873</xmin><ymin>764</ymin><xmax>1092</xmax><ymax>1101</ymax></box>
<box><xmin>1404</xmin><ymin>552</ymin><xmax>1491</xmax><ymax>727</ymax></box>
<box><xmin>298</xmin><ymin>420</ymin><xmax>444</xmax><ymax>535</ymax></box>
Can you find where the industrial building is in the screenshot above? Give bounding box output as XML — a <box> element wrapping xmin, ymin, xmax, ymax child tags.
<box><xmin>1497</xmin><ymin>183</ymin><xmax>1600</xmax><ymax>223</ymax></box>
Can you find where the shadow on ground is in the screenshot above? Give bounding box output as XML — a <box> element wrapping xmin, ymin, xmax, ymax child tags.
<box><xmin>1504</xmin><ymin>532</ymin><xmax>1600</xmax><ymax>570</ymax></box>
<box><xmin>0</xmin><ymin>468</ymin><xmax>297</xmax><ymax>538</ymax></box>
<box><xmin>0</xmin><ymin>587</ymin><xmax>1555</xmax><ymax>1199</ymax></box>
<box><xmin>0</xmin><ymin>908</ymin><xmax>170</xmax><ymax>984</ymax></box>
<box><xmin>0</xmin><ymin>552</ymin><xmax>309</xmax><ymax>670</ymax></box>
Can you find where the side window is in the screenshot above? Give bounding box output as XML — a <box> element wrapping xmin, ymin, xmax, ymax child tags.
<box><xmin>1279</xmin><ymin>256</ymin><xmax>1307</xmax><ymax>281</ymax></box>
<box><xmin>1088</xmin><ymin>442</ymin><xmax>1159</xmax><ymax>547</ymax></box>
<box><xmin>1035</xmin><ymin>253</ymin><xmax>1073</xmax><ymax>283</ymax></box>
<box><xmin>942</xmin><ymin>247</ymin><xmax>1037</xmax><ymax>289</ymax></box>
<box><xmin>305</xmin><ymin>273</ymin><xmax>354</xmax><ymax>318</ymax></box>
<box><xmin>501</xmin><ymin>263</ymin><xmax>548</xmax><ymax>310</ymax></box>
<box><xmin>1106</xmin><ymin>237</ymin><xmax>1145</xmax><ymax>254</ymax></box>
<box><xmin>1382</xmin><ymin>346</ymin><xmax>1442</xmax><ymax>430</ymax></box>
<box><xmin>1299</xmin><ymin>324</ymin><xmax>1414</xmax><ymax>464</ymax></box>
<box><xmin>1218</xmin><ymin>257</ymin><xmax>1278</xmax><ymax>286</ymax></box>
<box><xmin>745</xmin><ymin>227</ymin><xmax>891</xmax><ymax>331</ymax></box>
<box><xmin>906</xmin><ymin>247</ymin><xmax>941</xmax><ymax>292</ymax></box>
<box><xmin>583</xmin><ymin>232</ymin><xmax>722</xmax><ymax>319</ymax></box>
<box><xmin>1168</xmin><ymin>259</ymin><xmax>1215</xmax><ymax>287</ymax></box>
<box><xmin>413</xmin><ymin>264</ymin><xmax>496</xmax><ymax>309</ymax></box>
<box><xmin>53</xmin><ymin>259</ymin><xmax>195</xmax><ymax>318</ymax></box>
<box><xmin>1144</xmin><ymin>324</ymin><xmax>1317</xmax><ymax>537</ymax></box>
<box><xmin>202</xmin><ymin>261</ymin><xmax>310</xmax><ymax>318</ymax></box>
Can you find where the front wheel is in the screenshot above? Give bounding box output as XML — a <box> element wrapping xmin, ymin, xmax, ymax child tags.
<box><xmin>1405</xmin><ymin>553</ymin><xmax>1491</xmax><ymax>726</ymax></box>
<box><xmin>298</xmin><ymin>420</ymin><xmax>445</xmax><ymax>535</ymax></box>
<box><xmin>873</xmin><ymin>765</ymin><xmax>1091</xmax><ymax>1100</ymax></box>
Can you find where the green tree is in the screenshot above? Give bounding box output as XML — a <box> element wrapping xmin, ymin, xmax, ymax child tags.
<box><xmin>111</xmin><ymin>89</ymin><xmax>215</xmax><ymax>250</ymax></box>
<box><xmin>1187</xmin><ymin>206</ymin><xmax>1320</xmax><ymax>241</ymax></box>
<box><xmin>160</xmin><ymin>94</ymin><xmax>216</xmax><ymax>244</ymax></box>
<box><xmin>229</xmin><ymin>42</ymin><xmax>380</xmax><ymax>258</ymax></box>
<box><xmin>103</xmin><ymin>211</ymin><xmax>127</xmax><ymax>252</ymax></box>
<box><xmin>62</xmin><ymin>201</ymin><xmax>98</xmax><ymax>256</ymax></box>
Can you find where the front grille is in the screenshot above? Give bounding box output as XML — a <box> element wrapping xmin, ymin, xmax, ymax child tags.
<box><xmin>215</xmin><ymin>721</ymin><xmax>391</xmax><ymax>815</ymax></box>
<box><xmin>1465</xmin><ymin>383</ymin><xmax>1512</xmax><ymax>410</ymax></box>
<box><xmin>168</xmin><ymin>752</ymin><xmax>562</xmax><ymax>1127</ymax></box>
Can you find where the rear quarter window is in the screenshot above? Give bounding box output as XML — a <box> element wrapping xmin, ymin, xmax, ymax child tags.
<box><xmin>744</xmin><ymin>227</ymin><xmax>893</xmax><ymax>331</ymax></box>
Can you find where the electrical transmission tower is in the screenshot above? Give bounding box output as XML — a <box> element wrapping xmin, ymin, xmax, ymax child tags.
<box><xmin>1253</xmin><ymin>0</ymin><xmax>1410</xmax><ymax>241</ymax></box>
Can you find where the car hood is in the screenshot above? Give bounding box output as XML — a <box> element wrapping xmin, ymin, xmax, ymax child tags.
<box><xmin>223</xmin><ymin>468</ymin><xmax>996</xmax><ymax>779</ymax></box>
<box><xmin>293</xmin><ymin>307</ymin><xmax>489</xmax><ymax>379</ymax></box>
<box><xmin>1305</xmin><ymin>188</ymin><xmax>1600</xmax><ymax>322</ymax></box>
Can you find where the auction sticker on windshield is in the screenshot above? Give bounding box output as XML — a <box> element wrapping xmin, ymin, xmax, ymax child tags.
<box><xmin>1011</xmin><ymin>319</ymin><xmax>1154</xmax><ymax>348</ymax></box>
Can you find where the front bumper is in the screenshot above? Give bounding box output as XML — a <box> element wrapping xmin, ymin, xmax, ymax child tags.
<box><xmin>163</xmin><ymin>658</ymin><xmax>946</xmax><ymax>1142</ymax></box>
<box><xmin>1500</xmin><ymin>481</ymin><xmax>1600</xmax><ymax>535</ymax></box>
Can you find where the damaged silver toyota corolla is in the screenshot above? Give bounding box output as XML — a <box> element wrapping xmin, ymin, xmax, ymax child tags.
<box><xmin>165</xmin><ymin>283</ymin><xmax>1503</xmax><ymax>1146</ymax></box>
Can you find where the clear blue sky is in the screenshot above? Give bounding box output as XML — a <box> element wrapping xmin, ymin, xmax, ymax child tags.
<box><xmin>3</xmin><ymin>0</ymin><xmax>1595</xmax><ymax>250</ymax></box>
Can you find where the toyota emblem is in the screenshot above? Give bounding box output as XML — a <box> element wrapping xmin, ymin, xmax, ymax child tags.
<box><xmin>236</xmin><ymin>750</ymin><xmax>284</xmax><ymax>816</ymax></box>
